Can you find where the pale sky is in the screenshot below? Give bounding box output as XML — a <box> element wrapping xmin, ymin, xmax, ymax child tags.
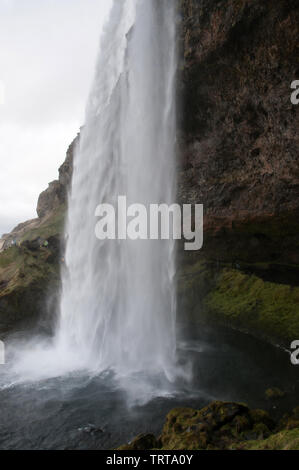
<box><xmin>0</xmin><ymin>0</ymin><xmax>112</xmax><ymax>235</ymax></box>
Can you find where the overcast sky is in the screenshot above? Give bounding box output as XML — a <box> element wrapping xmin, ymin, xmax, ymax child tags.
<box><xmin>0</xmin><ymin>0</ymin><xmax>112</xmax><ymax>235</ymax></box>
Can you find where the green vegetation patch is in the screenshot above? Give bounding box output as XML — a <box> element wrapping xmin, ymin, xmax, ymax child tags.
<box><xmin>20</xmin><ymin>204</ymin><xmax>66</xmax><ymax>243</ymax></box>
<box><xmin>0</xmin><ymin>247</ymin><xmax>23</xmax><ymax>269</ymax></box>
<box><xmin>205</xmin><ymin>268</ymin><xmax>299</xmax><ymax>344</ymax></box>
<box><xmin>237</xmin><ymin>428</ymin><xmax>299</xmax><ymax>450</ymax></box>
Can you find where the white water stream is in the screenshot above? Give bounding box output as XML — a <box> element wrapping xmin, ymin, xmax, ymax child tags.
<box><xmin>57</xmin><ymin>0</ymin><xmax>178</xmax><ymax>379</ymax></box>
<box><xmin>4</xmin><ymin>0</ymin><xmax>180</xmax><ymax>392</ymax></box>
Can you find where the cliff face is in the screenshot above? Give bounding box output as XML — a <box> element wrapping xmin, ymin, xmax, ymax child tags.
<box><xmin>177</xmin><ymin>0</ymin><xmax>299</xmax><ymax>346</ymax></box>
<box><xmin>36</xmin><ymin>135</ymin><xmax>76</xmax><ymax>219</ymax></box>
<box><xmin>0</xmin><ymin>136</ymin><xmax>77</xmax><ymax>333</ymax></box>
<box><xmin>179</xmin><ymin>0</ymin><xmax>299</xmax><ymax>265</ymax></box>
<box><xmin>1</xmin><ymin>135</ymin><xmax>77</xmax><ymax>250</ymax></box>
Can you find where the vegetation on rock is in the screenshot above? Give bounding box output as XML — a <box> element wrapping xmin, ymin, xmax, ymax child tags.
<box><xmin>0</xmin><ymin>205</ymin><xmax>65</xmax><ymax>332</ymax></box>
<box><xmin>118</xmin><ymin>401</ymin><xmax>299</xmax><ymax>451</ymax></box>
<box><xmin>178</xmin><ymin>260</ymin><xmax>299</xmax><ymax>347</ymax></box>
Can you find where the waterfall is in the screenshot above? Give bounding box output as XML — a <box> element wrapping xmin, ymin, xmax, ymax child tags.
<box><xmin>56</xmin><ymin>0</ymin><xmax>178</xmax><ymax>381</ymax></box>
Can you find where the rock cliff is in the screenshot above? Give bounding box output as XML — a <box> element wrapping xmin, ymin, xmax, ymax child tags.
<box><xmin>177</xmin><ymin>0</ymin><xmax>299</xmax><ymax>346</ymax></box>
<box><xmin>0</xmin><ymin>135</ymin><xmax>78</xmax><ymax>332</ymax></box>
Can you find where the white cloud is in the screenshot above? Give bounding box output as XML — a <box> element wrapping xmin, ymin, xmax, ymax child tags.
<box><xmin>0</xmin><ymin>0</ymin><xmax>112</xmax><ymax>235</ymax></box>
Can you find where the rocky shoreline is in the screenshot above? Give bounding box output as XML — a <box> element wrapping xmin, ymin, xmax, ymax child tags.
<box><xmin>118</xmin><ymin>400</ymin><xmax>299</xmax><ymax>451</ymax></box>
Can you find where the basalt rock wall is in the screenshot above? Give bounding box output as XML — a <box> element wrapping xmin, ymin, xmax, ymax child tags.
<box><xmin>178</xmin><ymin>0</ymin><xmax>299</xmax><ymax>266</ymax></box>
<box><xmin>177</xmin><ymin>0</ymin><xmax>299</xmax><ymax>345</ymax></box>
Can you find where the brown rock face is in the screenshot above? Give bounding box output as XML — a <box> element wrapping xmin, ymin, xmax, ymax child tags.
<box><xmin>178</xmin><ymin>0</ymin><xmax>299</xmax><ymax>266</ymax></box>
<box><xmin>58</xmin><ymin>133</ymin><xmax>78</xmax><ymax>189</ymax></box>
<box><xmin>37</xmin><ymin>181</ymin><xmax>64</xmax><ymax>219</ymax></box>
<box><xmin>36</xmin><ymin>133</ymin><xmax>78</xmax><ymax>219</ymax></box>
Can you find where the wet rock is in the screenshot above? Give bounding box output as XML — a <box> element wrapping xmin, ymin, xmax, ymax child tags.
<box><xmin>78</xmin><ymin>424</ymin><xmax>104</xmax><ymax>435</ymax></box>
<box><xmin>118</xmin><ymin>401</ymin><xmax>285</xmax><ymax>450</ymax></box>
<box><xmin>118</xmin><ymin>433</ymin><xmax>159</xmax><ymax>451</ymax></box>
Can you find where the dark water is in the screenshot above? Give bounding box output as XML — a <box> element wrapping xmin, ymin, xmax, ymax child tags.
<box><xmin>0</xmin><ymin>324</ymin><xmax>298</xmax><ymax>450</ymax></box>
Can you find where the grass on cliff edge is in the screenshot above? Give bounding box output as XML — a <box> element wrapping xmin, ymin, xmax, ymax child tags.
<box><xmin>0</xmin><ymin>246</ymin><xmax>60</xmax><ymax>296</ymax></box>
<box><xmin>0</xmin><ymin>206</ymin><xmax>65</xmax><ymax>296</ymax></box>
<box><xmin>0</xmin><ymin>246</ymin><xmax>23</xmax><ymax>269</ymax></box>
<box><xmin>20</xmin><ymin>204</ymin><xmax>66</xmax><ymax>243</ymax></box>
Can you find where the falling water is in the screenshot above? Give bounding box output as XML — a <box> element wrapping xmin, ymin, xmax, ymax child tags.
<box><xmin>56</xmin><ymin>0</ymin><xmax>178</xmax><ymax>380</ymax></box>
<box><xmin>1</xmin><ymin>0</ymin><xmax>169</xmax><ymax>392</ymax></box>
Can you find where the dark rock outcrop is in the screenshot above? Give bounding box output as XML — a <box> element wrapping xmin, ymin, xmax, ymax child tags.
<box><xmin>179</xmin><ymin>0</ymin><xmax>299</xmax><ymax>221</ymax></box>
<box><xmin>37</xmin><ymin>134</ymin><xmax>78</xmax><ymax>219</ymax></box>
<box><xmin>118</xmin><ymin>400</ymin><xmax>299</xmax><ymax>450</ymax></box>
<box><xmin>58</xmin><ymin>134</ymin><xmax>77</xmax><ymax>189</ymax></box>
<box><xmin>37</xmin><ymin>181</ymin><xmax>65</xmax><ymax>219</ymax></box>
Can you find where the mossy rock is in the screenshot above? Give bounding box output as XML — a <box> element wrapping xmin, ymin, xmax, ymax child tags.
<box><xmin>279</xmin><ymin>407</ymin><xmax>299</xmax><ymax>431</ymax></box>
<box><xmin>118</xmin><ymin>434</ymin><xmax>159</xmax><ymax>451</ymax></box>
<box><xmin>20</xmin><ymin>204</ymin><xmax>66</xmax><ymax>243</ymax></box>
<box><xmin>0</xmin><ymin>207</ymin><xmax>65</xmax><ymax>332</ymax></box>
<box><xmin>235</xmin><ymin>428</ymin><xmax>299</xmax><ymax>450</ymax></box>
<box><xmin>205</xmin><ymin>268</ymin><xmax>299</xmax><ymax>345</ymax></box>
<box><xmin>118</xmin><ymin>401</ymin><xmax>294</xmax><ymax>451</ymax></box>
<box><xmin>160</xmin><ymin>401</ymin><xmax>252</xmax><ymax>450</ymax></box>
<box><xmin>249</xmin><ymin>409</ymin><xmax>275</xmax><ymax>430</ymax></box>
<box><xmin>177</xmin><ymin>257</ymin><xmax>299</xmax><ymax>347</ymax></box>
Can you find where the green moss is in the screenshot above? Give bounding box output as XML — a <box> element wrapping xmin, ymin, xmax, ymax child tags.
<box><xmin>0</xmin><ymin>247</ymin><xmax>22</xmax><ymax>269</ymax></box>
<box><xmin>238</xmin><ymin>428</ymin><xmax>299</xmax><ymax>450</ymax></box>
<box><xmin>0</xmin><ymin>207</ymin><xmax>64</xmax><ymax>329</ymax></box>
<box><xmin>205</xmin><ymin>268</ymin><xmax>299</xmax><ymax>344</ymax></box>
<box><xmin>118</xmin><ymin>401</ymin><xmax>298</xmax><ymax>451</ymax></box>
<box><xmin>177</xmin><ymin>258</ymin><xmax>299</xmax><ymax>346</ymax></box>
<box><xmin>0</xmin><ymin>245</ymin><xmax>61</xmax><ymax>329</ymax></box>
<box><xmin>160</xmin><ymin>407</ymin><xmax>205</xmax><ymax>450</ymax></box>
<box><xmin>160</xmin><ymin>402</ymin><xmax>250</xmax><ymax>450</ymax></box>
<box><xmin>1</xmin><ymin>248</ymin><xmax>59</xmax><ymax>296</ymax></box>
